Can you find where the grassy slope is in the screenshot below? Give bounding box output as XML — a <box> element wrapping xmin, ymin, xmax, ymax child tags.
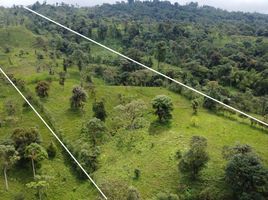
<box><xmin>0</xmin><ymin>27</ymin><xmax>99</xmax><ymax>200</ymax></box>
<box><xmin>32</xmin><ymin>75</ymin><xmax>268</xmax><ymax>199</ymax></box>
<box><xmin>1</xmin><ymin>26</ymin><xmax>268</xmax><ymax>199</ymax></box>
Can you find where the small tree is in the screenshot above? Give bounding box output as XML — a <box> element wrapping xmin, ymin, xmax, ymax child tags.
<box><xmin>24</xmin><ymin>143</ymin><xmax>48</xmax><ymax>178</ymax></box>
<box><xmin>127</xmin><ymin>186</ymin><xmax>141</xmax><ymax>200</ymax></box>
<box><xmin>192</xmin><ymin>99</ymin><xmax>199</xmax><ymax>115</ymax></box>
<box><xmin>203</xmin><ymin>81</ymin><xmax>221</xmax><ymax>110</ymax></box>
<box><xmin>155</xmin><ymin>41</ymin><xmax>167</xmax><ymax>70</ymax></box>
<box><xmin>35</xmin><ymin>81</ymin><xmax>50</xmax><ymax>98</ymax></box>
<box><xmin>58</xmin><ymin>71</ymin><xmax>66</xmax><ymax>87</ymax></box>
<box><xmin>152</xmin><ymin>95</ymin><xmax>173</xmax><ymax>122</ymax></box>
<box><xmin>92</xmin><ymin>101</ymin><xmax>107</xmax><ymax>121</ymax></box>
<box><xmin>114</xmin><ymin>100</ymin><xmax>147</xmax><ymax>129</ymax></box>
<box><xmin>70</xmin><ymin>86</ymin><xmax>87</xmax><ymax>110</ymax></box>
<box><xmin>0</xmin><ymin>145</ymin><xmax>20</xmax><ymax>190</ymax></box>
<box><xmin>225</xmin><ymin>145</ymin><xmax>268</xmax><ymax>199</ymax></box>
<box><xmin>4</xmin><ymin>99</ymin><xmax>18</xmax><ymax>116</ymax></box>
<box><xmin>46</xmin><ymin>141</ymin><xmax>57</xmax><ymax>159</ymax></box>
<box><xmin>26</xmin><ymin>175</ymin><xmax>52</xmax><ymax>200</ymax></box>
<box><xmin>82</xmin><ymin>118</ymin><xmax>105</xmax><ymax>145</ymax></box>
<box><xmin>11</xmin><ymin>128</ymin><xmax>41</xmax><ymax>156</ymax></box>
<box><xmin>179</xmin><ymin>136</ymin><xmax>209</xmax><ymax>180</ymax></box>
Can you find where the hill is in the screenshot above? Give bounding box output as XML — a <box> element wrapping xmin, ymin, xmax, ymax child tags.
<box><xmin>0</xmin><ymin>1</ymin><xmax>268</xmax><ymax>200</ymax></box>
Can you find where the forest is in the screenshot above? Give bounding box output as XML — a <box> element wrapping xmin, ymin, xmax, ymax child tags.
<box><xmin>0</xmin><ymin>1</ymin><xmax>268</xmax><ymax>200</ymax></box>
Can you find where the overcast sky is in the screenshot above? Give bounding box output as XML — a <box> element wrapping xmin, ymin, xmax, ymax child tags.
<box><xmin>0</xmin><ymin>0</ymin><xmax>268</xmax><ymax>14</ymax></box>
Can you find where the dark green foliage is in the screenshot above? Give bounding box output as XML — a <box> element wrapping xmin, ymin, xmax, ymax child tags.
<box><xmin>191</xmin><ymin>99</ymin><xmax>199</xmax><ymax>115</ymax></box>
<box><xmin>11</xmin><ymin>128</ymin><xmax>41</xmax><ymax>156</ymax></box>
<box><xmin>224</xmin><ymin>145</ymin><xmax>268</xmax><ymax>199</ymax></box>
<box><xmin>179</xmin><ymin>136</ymin><xmax>209</xmax><ymax>180</ymax></box>
<box><xmin>226</xmin><ymin>153</ymin><xmax>268</xmax><ymax>199</ymax></box>
<box><xmin>98</xmin><ymin>23</ymin><xmax>108</xmax><ymax>40</ymax></box>
<box><xmin>203</xmin><ymin>81</ymin><xmax>221</xmax><ymax>110</ymax></box>
<box><xmin>155</xmin><ymin>41</ymin><xmax>167</xmax><ymax>70</ymax></box>
<box><xmin>58</xmin><ymin>71</ymin><xmax>66</xmax><ymax>86</ymax></box>
<box><xmin>47</xmin><ymin>141</ymin><xmax>57</xmax><ymax>159</ymax></box>
<box><xmin>70</xmin><ymin>86</ymin><xmax>87</xmax><ymax>110</ymax></box>
<box><xmin>133</xmin><ymin>168</ymin><xmax>140</xmax><ymax>180</ymax></box>
<box><xmin>152</xmin><ymin>95</ymin><xmax>173</xmax><ymax>122</ymax></box>
<box><xmin>92</xmin><ymin>101</ymin><xmax>107</xmax><ymax>121</ymax></box>
<box><xmin>35</xmin><ymin>81</ymin><xmax>50</xmax><ymax>98</ymax></box>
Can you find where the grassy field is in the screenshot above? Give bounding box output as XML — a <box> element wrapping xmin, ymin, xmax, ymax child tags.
<box><xmin>1</xmin><ymin>26</ymin><xmax>268</xmax><ymax>199</ymax></box>
<box><xmin>0</xmin><ymin>80</ymin><xmax>99</xmax><ymax>199</ymax></box>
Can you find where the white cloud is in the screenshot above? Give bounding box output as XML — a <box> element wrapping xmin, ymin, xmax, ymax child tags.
<box><xmin>0</xmin><ymin>0</ymin><xmax>268</xmax><ymax>14</ymax></box>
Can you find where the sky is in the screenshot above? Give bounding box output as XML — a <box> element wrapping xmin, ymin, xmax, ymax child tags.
<box><xmin>0</xmin><ymin>0</ymin><xmax>268</xmax><ymax>14</ymax></box>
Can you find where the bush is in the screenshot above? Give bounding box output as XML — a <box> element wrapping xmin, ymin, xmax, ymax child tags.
<box><xmin>179</xmin><ymin>136</ymin><xmax>209</xmax><ymax>180</ymax></box>
<box><xmin>156</xmin><ymin>192</ymin><xmax>180</xmax><ymax>200</ymax></box>
<box><xmin>225</xmin><ymin>152</ymin><xmax>268</xmax><ymax>199</ymax></box>
<box><xmin>127</xmin><ymin>186</ymin><xmax>141</xmax><ymax>200</ymax></box>
<box><xmin>35</xmin><ymin>81</ymin><xmax>50</xmax><ymax>98</ymax></box>
<box><xmin>47</xmin><ymin>141</ymin><xmax>57</xmax><ymax>158</ymax></box>
<box><xmin>134</xmin><ymin>168</ymin><xmax>141</xmax><ymax>180</ymax></box>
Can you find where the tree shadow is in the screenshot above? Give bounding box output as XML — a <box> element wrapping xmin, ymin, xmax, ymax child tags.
<box><xmin>148</xmin><ymin>120</ymin><xmax>172</xmax><ymax>135</ymax></box>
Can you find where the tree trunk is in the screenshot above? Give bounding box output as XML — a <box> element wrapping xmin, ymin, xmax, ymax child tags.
<box><xmin>31</xmin><ymin>158</ymin><xmax>36</xmax><ymax>178</ymax></box>
<box><xmin>3</xmin><ymin>166</ymin><xmax>8</xmax><ymax>191</ymax></box>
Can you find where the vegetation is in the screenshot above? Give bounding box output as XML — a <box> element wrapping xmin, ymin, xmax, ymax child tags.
<box><xmin>179</xmin><ymin>136</ymin><xmax>209</xmax><ymax>180</ymax></box>
<box><xmin>0</xmin><ymin>1</ymin><xmax>268</xmax><ymax>199</ymax></box>
<box><xmin>152</xmin><ymin>95</ymin><xmax>173</xmax><ymax>122</ymax></box>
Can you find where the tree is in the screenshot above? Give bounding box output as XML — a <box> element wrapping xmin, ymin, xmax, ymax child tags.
<box><xmin>152</xmin><ymin>95</ymin><xmax>173</xmax><ymax>122</ymax></box>
<box><xmin>192</xmin><ymin>99</ymin><xmax>199</xmax><ymax>115</ymax></box>
<box><xmin>156</xmin><ymin>192</ymin><xmax>179</xmax><ymax>200</ymax></box>
<box><xmin>179</xmin><ymin>136</ymin><xmax>209</xmax><ymax>180</ymax></box>
<box><xmin>155</xmin><ymin>41</ymin><xmax>167</xmax><ymax>70</ymax></box>
<box><xmin>70</xmin><ymin>86</ymin><xmax>87</xmax><ymax>110</ymax></box>
<box><xmin>82</xmin><ymin>118</ymin><xmax>105</xmax><ymax>145</ymax></box>
<box><xmin>26</xmin><ymin>175</ymin><xmax>52</xmax><ymax>200</ymax></box>
<box><xmin>225</xmin><ymin>145</ymin><xmax>268</xmax><ymax>199</ymax></box>
<box><xmin>35</xmin><ymin>81</ymin><xmax>50</xmax><ymax>98</ymax></box>
<box><xmin>72</xmin><ymin>139</ymin><xmax>100</xmax><ymax>174</ymax></box>
<box><xmin>98</xmin><ymin>23</ymin><xmax>108</xmax><ymax>40</ymax></box>
<box><xmin>63</xmin><ymin>58</ymin><xmax>68</xmax><ymax>72</ymax></box>
<box><xmin>4</xmin><ymin>99</ymin><xmax>18</xmax><ymax>116</ymax></box>
<box><xmin>24</xmin><ymin>143</ymin><xmax>48</xmax><ymax>178</ymax></box>
<box><xmin>92</xmin><ymin>101</ymin><xmax>107</xmax><ymax>121</ymax></box>
<box><xmin>58</xmin><ymin>71</ymin><xmax>66</xmax><ymax>87</ymax></box>
<box><xmin>114</xmin><ymin>100</ymin><xmax>147</xmax><ymax>129</ymax></box>
<box><xmin>46</xmin><ymin>141</ymin><xmax>57</xmax><ymax>159</ymax></box>
<box><xmin>127</xmin><ymin>186</ymin><xmax>141</xmax><ymax>200</ymax></box>
<box><xmin>203</xmin><ymin>81</ymin><xmax>221</xmax><ymax>110</ymax></box>
<box><xmin>11</xmin><ymin>128</ymin><xmax>41</xmax><ymax>156</ymax></box>
<box><xmin>0</xmin><ymin>145</ymin><xmax>19</xmax><ymax>190</ymax></box>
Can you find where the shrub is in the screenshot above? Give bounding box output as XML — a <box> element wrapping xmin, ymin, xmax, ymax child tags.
<box><xmin>134</xmin><ymin>168</ymin><xmax>141</xmax><ymax>180</ymax></box>
<box><xmin>152</xmin><ymin>95</ymin><xmax>173</xmax><ymax>122</ymax></box>
<box><xmin>35</xmin><ymin>81</ymin><xmax>50</xmax><ymax>98</ymax></box>
<box><xmin>179</xmin><ymin>136</ymin><xmax>209</xmax><ymax>180</ymax></box>
<box><xmin>47</xmin><ymin>141</ymin><xmax>57</xmax><ymax>158</ymax></box>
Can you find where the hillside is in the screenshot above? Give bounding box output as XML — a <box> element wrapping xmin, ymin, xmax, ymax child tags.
<box><xmin>0</xmin><ymin>1</ymin><xmax>268</xmax><ymax>200</ymax></box>
<box><xmin>0</xmin><ymin>78</ymin><xmax>99</xmax><ymax>199</ymax></box>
